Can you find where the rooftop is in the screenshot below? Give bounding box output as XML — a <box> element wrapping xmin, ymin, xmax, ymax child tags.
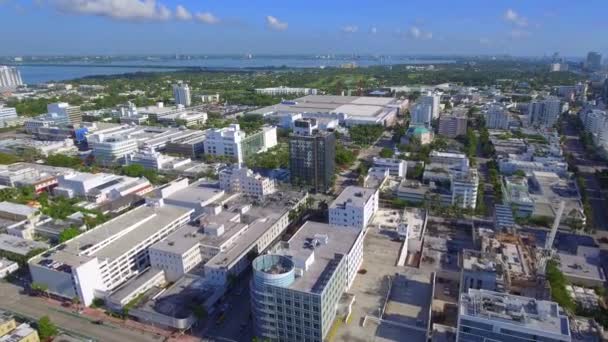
<box><xmin>0</xmin><ymin>323</ymin><xmax>36</xmax><ymax>342</ymax></box>
<box><xmin>0</xmin><ymin>202</ymin><xmax>38</xmax><ymax>218</ymax></box>
<box><xmin>330</xmin><ymin>186</ymin><xmax>376</xmax><ymax>209</ymax></box>
<box><xmin>460</xmin><ymin>289</ymin><xmax>570</xmax><ymax>338</ymax></box>
<box><xmin>0</xmin><ymin>233</ymin><xmax>48</xmax><ymax>256</ymax></box>
<box><xmin>273</xmin><ymin>221</ymin><xmax>361</xmax><ymax>293</ymax></box>
<box><xmin>30</xmin><ymin>203</ymin><xmax>192</xmax><ymax>269</ymax></box>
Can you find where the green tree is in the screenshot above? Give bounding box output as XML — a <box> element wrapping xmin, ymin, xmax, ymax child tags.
<box><xmin>379</xmin><ymin>148</ymin><xmax>394</xmax><ymax>158</ymax></box>
<box><xmin>59</xmin><ymin>226</ymin><xmax>81</xmax><ymax>243</ymax></box>
<box><xmin>37</xmin><ymin>316</ymin><xmax>58</xmax><ymax>340</ymax></box>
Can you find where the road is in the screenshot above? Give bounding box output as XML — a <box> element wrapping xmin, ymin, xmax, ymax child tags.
<box><xmin>0</xmin><ymin>281</ymin><xmax>164</xmax><ymax>342</ymax></box>
<box><xmin>334</xmin><ymin>131</ymin><xmax>394</xmax><ymax>193</ymax></box>
<box><xmin>561</xmin><ymin>114</ymin><xmax>608</xmax><ymax>230</ymax></box>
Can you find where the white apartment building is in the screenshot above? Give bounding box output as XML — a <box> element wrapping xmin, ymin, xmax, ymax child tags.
<box><xmin>581</xmin><ymin>109</ymin><xmax>608</xmax><ymax>150</ymax></box>
<box><xmin>255</xmin><ymin>86</ymin><xmax>318</xmax><ymax>96</ymax></box>
<box><xmin>451</xmin><ymin>169</ymin><xmax>479</xmax><ymax>209</ymax></box>
<box><xmin>219</xmin><ymin>166</ymin><xmax>276</xmax><ymax>198</ymax></box>
<box><xmin>498</xmin><ymin>159</ymin><xmax>568</xmax><ymax>176</ymax></box>
<box><xmin>457</xmin><ymin>289</ymin><xmax>571</xmax><ymax>342</ymax></box>
<box><xmin>173</xmin><ymin>82</ymin><xmax>191</xmax><ymax>107</ymax></box>
<box><xmin>329</xmin><ymin>186</ymin><xmax>379</xmax><ymax>230</ymax></box>
<box><xmin>204</xmin><ymin>124</ymin><xmax>246</xmax><ymax>164</ymax></box>
<box><xmin>372</xmin><ymin>157</ymin><xmax>407</xmax><ymax>178</ymax></box>
<box><xmin>55</xmin><ymin>171</ymin><xmax>152</xmax><ymax>203</ymax></box>
<box><xmin>410</xmin><ymin>102</ymin><xmax>433</xmax><ymax>127</ymax></box>
<box><xmin>0</xmin><ymin>66</ymin><xmax>23</xmax><ymax>89</ymax></box>
<box><xmin>87</xmin><ymin>125</ymin><xmax>140</xmax><ymax>164</ymax></box>
<box><xmin>125</xmin><ymin>149</ymin><xmax>191</xmax><ymax>171</ymax></box>
<box><xmin>47</xmin><ymin>102</ymin><xmax>82</xmax><ymax>124</ymax></box>
<box><xmin>0</xmin><ymin>107</ymin><xmax>18</xmax><ymax>127</ymax></box>
<box><xmin>29</xmin><ymin>201</ymin><xmax>193</xmax><ymax>306</ymax></box>
<box><xmin>201</xmin><ymin>94</ymin><xmax>220</xmax><ymax>103</ymax></box>
<box><xmin>429</xmin><ymin>150</ymin><xmax>470</xmax><ymax>170</ymax></box>
<box><xmin>529</xmin><ymin>97</ymin><xmax>561</xmax><ymax>128</ymax></box>
<box><xmin>485</xmin><ymin>104</ymin><xmax>510</xmax><ymax>130</ymax></box>
<box><xmin>418</xmin><ymin>92</ymin><xmax>441</xmax><ymax>119</ymax></box>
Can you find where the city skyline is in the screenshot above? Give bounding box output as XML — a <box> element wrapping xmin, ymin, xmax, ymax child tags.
<box><xmin>0</xmin><ymin>0</ymin><xmax>606</xmax><ymax>57</ymax></box>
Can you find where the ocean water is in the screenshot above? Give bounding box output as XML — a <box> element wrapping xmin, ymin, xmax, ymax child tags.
<box><xmin>13</xmin><ymin>56</ymin><xmax>455</xmax><ymax>85</ymax></box>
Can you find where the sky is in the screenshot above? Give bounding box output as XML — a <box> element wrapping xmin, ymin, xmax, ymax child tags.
<box><xmin>0</xmin><ymin>0</ymin><xmax>606</xmax><ymax>57</ymax></box>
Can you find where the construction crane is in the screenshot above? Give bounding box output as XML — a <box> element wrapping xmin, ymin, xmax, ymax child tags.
<box><xmin>536</xmin><ymin>201</ymin><xmax>565</xmax><ymax>276</ymax></box>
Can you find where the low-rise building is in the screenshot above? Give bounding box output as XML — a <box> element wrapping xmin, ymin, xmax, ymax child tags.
<box><xmin>219</xmin><ymin>166</ymin><xmax>275</xmax><ymax>199</ymax></box>
<box><xmin>0</xmin><ymin>258</ymin><xmax>18</xmax><ymax>278</ymax></box>
<box><xmin>29</xmin><ymin>201</ymin><xmax>193</xmax><ymax>306</ymax></box>
<box><xmin>372</xmin><ymin>157</ymin><xmax>407</xmax><ymax>178</ymax></box>
<box><xmin>0</xmin><ymin>233</ymin><xmax>48</xmax><ymax>257</ymax></box>
<box><xmin>457</xmin><ymin>289</ymin><xmax>571</xmax><ymax>342</ymax></box>
<box><xmin>0</xmin><ymin>322</ymin><xmax>40</xmax><ymax>342</ymax></box>
<box><xmin>329</xmin><ymin>186</ymin><xmax>379</xmax><ymax>230</ymax></box>
<box><xmin>55</xmin><ymin>171</ymin><xmax>152</xmax><ymax>204</ymax></box>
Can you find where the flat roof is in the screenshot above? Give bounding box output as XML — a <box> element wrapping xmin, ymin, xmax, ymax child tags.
<box><xmin>30</xmin><ymin>203</ymin><xmax>192</xmax><ymax>268</ymax></box>
<box><xmin>558</xmin><ymin>253</ymin><xmax>606</xmax><ymax>282</ymax></box>
<box><xmin>0</xmin><ymin>233</ymin><xmax>48</xmax><ymax>256</ymax></box>
<box><xmin>109</xmin><ymin>267</ymin><xmax>165</xmax><ymax>304</ymax></box>
<box><xmin>460</xmin><ymin>289</ymin><xmax>570</xmax><ymax>338</ymax></box>
<box><xmin>275</xmin><ymin>221</ymin><xmax>361</xmax><ymax>293</ymax></box>
<box><xmin>330</xmin><ymin>186</ymin><xmax>376</xmax><ymax>209</ymax></box>
<box><xmin>0</xmin><ymin>201</ymin><xmax>38</xmax><ymax>217</ymax></box>
<box><xmin>164</xmin><ymin>179</ymin><xmax>225</xmax><ymax>205</ymax></box>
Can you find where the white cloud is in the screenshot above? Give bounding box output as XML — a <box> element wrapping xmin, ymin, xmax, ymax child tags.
<box><xmin>52</xmin><ymin>0</ymin><xmax>172</xmax><ymax>21</ymax></box>
<box><xmin>266</xmin><ymin>15</ymin><xmax>287</xmax><ymax>31</ymax></box>
<box><xmin>195</xmin><ymin>11</ymin><xmax>220</xmax><ymax>24</ymax></box>
<box><xmin>370</xmin><ymin>26</ymin><xmax>378</xmax><ymax>34</ymax></box>
<box><xmin>509</xmin><ymin>29</ymin><xmax>530</xmax><ymax>39</ymax></box>
<box><xmin>408</xmin><ymin>26</ymin><xmax>432</xmax><ymax>40</ymax></box>
<box><xmin>175</xmin><ymin>5</ymin><xmax>191</xmax><ymax>21</ymax></box>
<box><xmin>341</xmin><ymin>25</ymin><xmax>358</xmax><ymax>33</ymax></box>
<box><xmin>504</xmin><ymin>8</ymin><xmax>528</xmax><ymax>27</ymax></box>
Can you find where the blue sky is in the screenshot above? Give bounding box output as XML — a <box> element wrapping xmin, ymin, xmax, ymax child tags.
<box><xmin>0</xmin><ymin>0</ymin><xmax>606</xmax><ymax>57</ymax></box>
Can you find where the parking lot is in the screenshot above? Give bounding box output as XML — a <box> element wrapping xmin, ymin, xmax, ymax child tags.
<box><xmin>331</xmin><ymin>226</ymin><xmax>432</xmax><ymax>342</ymax></box>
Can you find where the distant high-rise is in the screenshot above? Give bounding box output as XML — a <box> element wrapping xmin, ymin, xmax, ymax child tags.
<box><xmin>0</xmin><ymin>66</ymin><xmax>23</xmax><ymax>90</ymax></box>
<box><xmin>418</xmin><ymin>92</ymin><xmax>441</xmax><ymax>119</ymax></box>
<box><xmin>289</xmin><ymin>119</ymin><xmax>335</xmax><ymax>193</ymax></box>
<box><xmin>528</xmin><ymin>97</ymin><xmax>561</xmax><ymax>128</ymax></box>
<box><xmin>47</xmin><ymin>102</ymin><xmax>82</xmax><ymax>124</ymax></box>
<box><xmin>410</xmin><ymin>103</ymin><xmax>433</xmax><ymax>127</ymax></box>
<box><xmin>585</xmin><ymin>51</ymin><xmax>602</xmax><ymax>71</ymax></box>
<box><xmin>485</xmin><ymin>104</ymin><xmax>510</xmax><ymax>130</ymax></box>
<box><xmin>172</xmin><ymin>82</ymin><xmax>191</xmax><ymax>107</ymax></box>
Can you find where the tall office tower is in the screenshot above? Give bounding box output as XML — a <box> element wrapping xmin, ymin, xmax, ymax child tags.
<box><xmin>172</xmin><ymin>82</ymin><xmax>191</xmax><ymax>107</ymax></box>
<box><xmin>289</xmin><ymin>119</ymin><xmax>335</xmax><ymax>193</ymax></box>
<box><xmin>418</xmin><ymin>91</ymin><xmax>441</xmax><ymax>119</ymax></box>
<box><xmin>410</xmin><ymin>103</ymin><xmax>433</xmax><ymax>127</ymax></box>
<box><xmin>585</xmin><ymin>51</ymin><xmax>602</xmax><ymax>71</ymax></box>
<box><xmin>47</xmin><ymin>102</ymin><xmax>82</xmax><ymax>125</ymax></box>
<box><xmin>528</xmin><ymin>96</ymin><xmax>561</xmax><ymax>128</ymax></box>
<box><xmin>0</xmin><ymin>66</ymin><xmax>23</xmax><ymax>89</ymax></box>
<box><xmin>457</xmin><ymin>289</ymin><xmax>571</xmax><ymax>342</ymax></box>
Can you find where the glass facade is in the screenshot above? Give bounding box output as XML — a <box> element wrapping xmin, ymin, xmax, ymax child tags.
<box><xmin>289</xmin><ymin>132</ymin><xmax>335</xmax><ymax>193</ymax></box>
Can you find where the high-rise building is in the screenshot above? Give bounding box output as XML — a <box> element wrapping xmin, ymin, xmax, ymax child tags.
<box><xmin>438</xmin><ymin>115</ymin><xmax>467</xmax><ymax>137</ymax></box>
<box><xmin>0</xmin><ymin>66</ymin><xmax>23</xmax><ymax>89</ymax></box>
<box><xmin>585</xmin><ymin>51</ymin><xmax>602</xmax><ymax>71</ymax></box>
<box><xmin>528</xmin><ymin>97</ymin><xmax>561</xmax><ymax>128</ymax></box>
<box><xmin>250</xmin><ymin>221</ymin><xmax>364</xmax><ymax>342</ymax></box>
<box><xmin>485</xmin><ymin>104</ymin><xmax>510</xmax><ymax>130</ymax></box>
<box><xmin>457</xmin><ymin>289</ymin><xmax>571</xmax><ymax>342</ymax></box>
<box><xmin>410</xmin><ymin>103</ymin><xmax>433</xmax><ymax>127</ymax></box>
<box><xmin>173</xmin><ymin>82</ymin><xmax>191</xmax><ymax>107</ymax></box>
<box><xmin>289</xmin><ymin>119</ymin><xmax>335</xmax><ymax>193</ymax></box>
<box><xmin>418</xmin><ymin>92</ymin><xmax>441</xmax><ymax>119</ymax></box>
<box><xmin>47</xmin><ymin>102</ymin><xmax>82</xmax><ymax>124</ymax></box>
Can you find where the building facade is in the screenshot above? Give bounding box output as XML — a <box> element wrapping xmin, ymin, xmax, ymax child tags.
<box><xmin>289</xmin><ymin>125</ymin><xmax>335</xmax><ymax>193</ymax></box>
<box><xmin>438</xmin><ymin>115</ymin><xmax>467</xmax><ymax>137</ymax></box>
<box><xmin>0</xmin><ymin>66</ymin><xmax>23</xmax><ymax>89</ymax></box>
<box><xmin>173</xmin><ymin>82</ymin><xmax>192</xmax><ymax>107</ymax></box>
<box><xmin>529</xmin><ymin>97</ymin><xmax>561</xmax><ymax>128</ymax></box>
<box><xmin>329</xmin><ymin>186</ymin><xmax>379</xmax><ymax>230</ymax></box>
